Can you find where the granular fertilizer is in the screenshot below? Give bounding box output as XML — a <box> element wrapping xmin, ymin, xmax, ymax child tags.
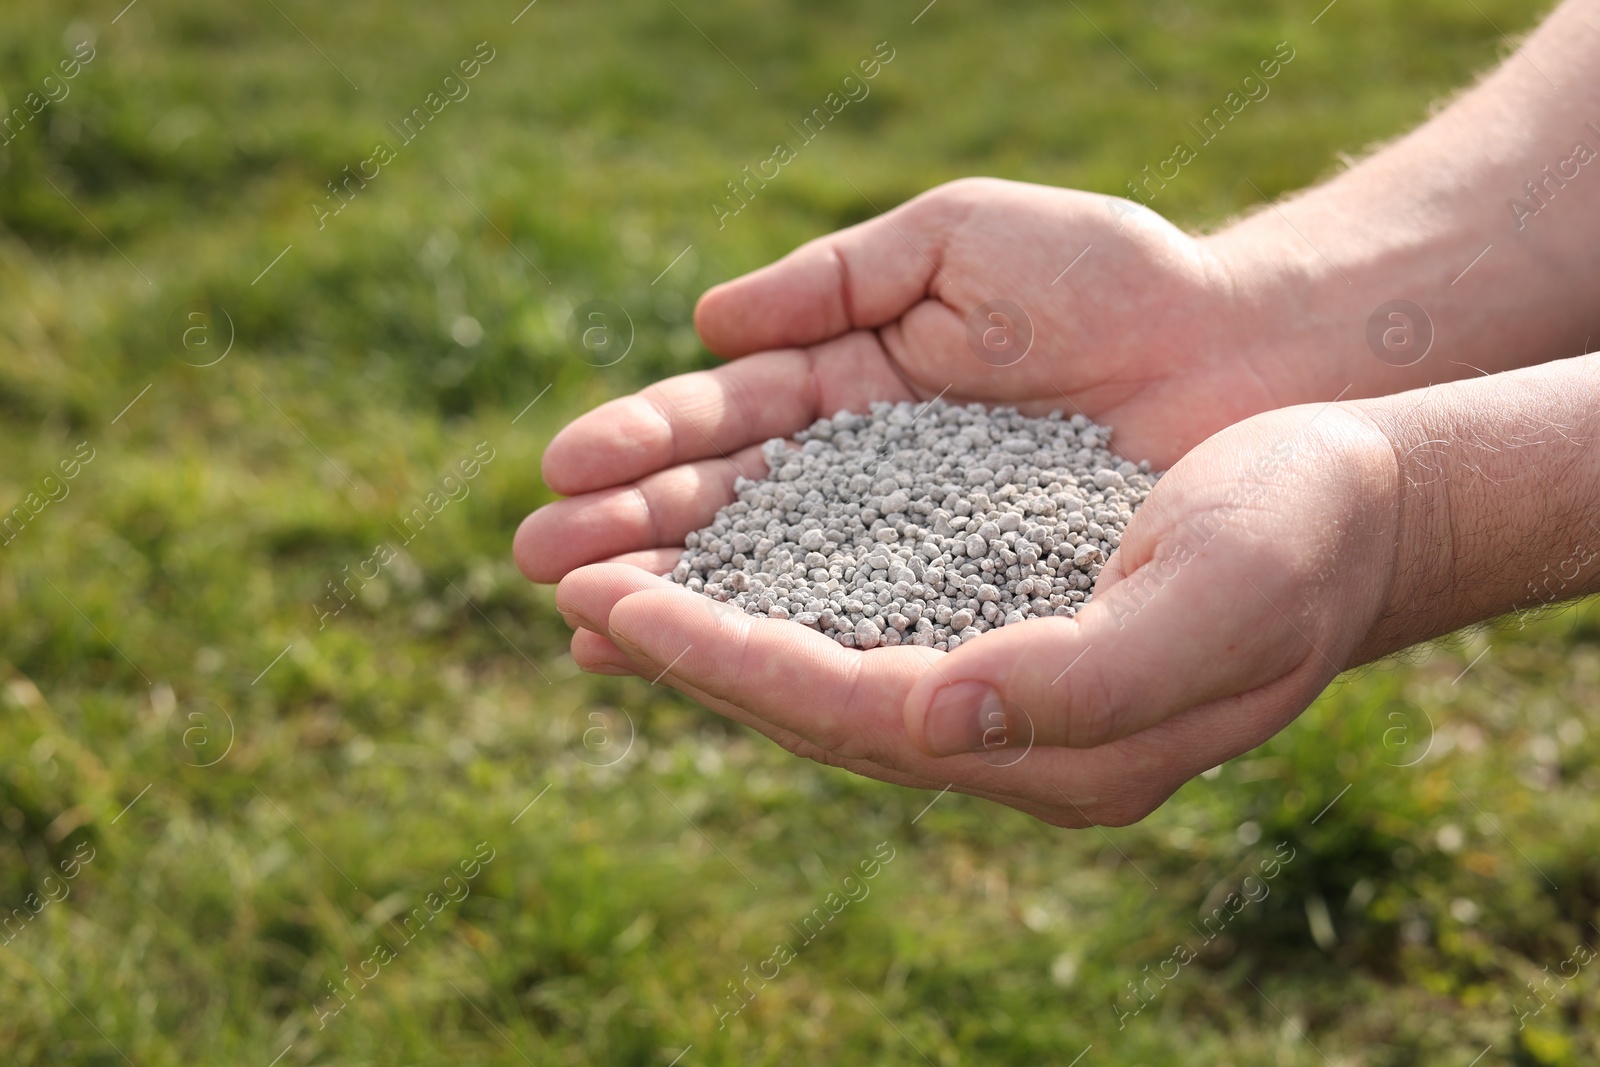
<box><xmin>669</xmin><ymin>400</ymin><xmax>1159</xmax><ymax>650</ymax></box>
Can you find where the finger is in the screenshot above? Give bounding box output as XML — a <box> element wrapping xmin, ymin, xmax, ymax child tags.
<box><xmin>540</xmin><ymin>353</ymin><xmax>807</xmax><ymax>495</ymax></box>
<box><xmin>571</xmin><ymin>627</ymin><xmax>636</xmax><ymax>675</ymax></box>
<box><xmin>641</xmin><ymin>652</ymin><xmax>1070</xmax><ymax>820</ymax></box>
<box><xmin>579</xmin><ymin>579</ymin><xmax>1300</xmax><ymax>828</ymax></box>
<box><xmin>515</xmin><ymin>445</ymin><xmax>763</xmax><ymax>583</ymax></box>
<box><xmin>570</xmin><ymin>572</ymin><xmax>1072</xmax><ymax>819</ymax></box>
<box><xmin>695</xmin><ymin>182</ymin><xmax>977</xmax><ymax>357</ymax></box>
<box><xmin>541</xmin><ymin>337</ymin><xmax>918</xmax><ymax>496</ymax></box>
<box><xmin>605</xmin><ymin>586</ymin><xmax>1117</xmax><ymax>824</ymax></box>
<box><xmin>571</xmin><ymin>565</ymin><xmax>1336</xmax><ymax>831</ymax></box>
<box><xmin>561</xmin><ymin>566</ymin><xmax>967</xmax><ymax>781</ymax></box>
<box><xmin>569</xmin><ymin>605</ymin><xmax>904</xmax><ymax>769</ymax></box>
<box><xmin>563</xmin><ymin>563</ymin><xmax>940</xmax><ymax>765</ymax></box>
<box><xmin>606</xmin><ymin>584</ymin><xmax>937</xmax><ymax>763</ymax></box>
<box><xmin>563</xmin><ymin>562</ymin><xmax>1195</xmax><ymax>825</ymax></box>
<box><xmin>558</xmin><ymin>562</ymin><xmax>677</xmax><ymax>635</ymax></box>
<box><xmin>901</xmin><ymin>533</ymin><xmax>1325</xmax><ymax>756</ymax></box>
<box><xmin>600</xmin><ymin>548</ymin><xmax>682</xmax><ymax>575</ymax></box>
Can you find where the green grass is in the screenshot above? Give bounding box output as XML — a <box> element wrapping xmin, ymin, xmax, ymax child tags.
<box><xmin>2</xmin><ymin>0</ymin><xmax>1596</xmax><ymax>1063</ymax></box>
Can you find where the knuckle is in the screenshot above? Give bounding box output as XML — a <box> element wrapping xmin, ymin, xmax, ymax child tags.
<box><xmin>783</xmin><ymin>736</ymin><xmax>848</xmax><ymax>769</ymax></box>
<box><xmin>827</xmin><ymin>728</ymin><xmax>894</xmax><ymax>766</ymax></box>
<box><xmin>809</xmin><ymin>723</ymin><xmax>858</xmax><ymax>760</ymax></box>
<box><xmin>1062</xmin><ymin>661</ymin><xmax>1124</xmax><ymax>748</ymax></box>
<box><xmin>764</xmin><ymin>712</ymin><xmax>894</xmax><ymax>770</ymax></box>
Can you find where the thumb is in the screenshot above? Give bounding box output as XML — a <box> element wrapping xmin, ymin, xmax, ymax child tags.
<box><xmin>902</xmin><ymin>534</ymin><xmax>1327</xmax><ymax>757</ymax></box>
<box><xmin>694</xmin><ymin>183</ymin><xmax>971</xmax><ymax>357</ymax></box>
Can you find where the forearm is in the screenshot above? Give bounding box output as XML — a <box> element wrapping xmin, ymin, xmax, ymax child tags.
<box><xmin>1209</xmin><ymin>0</ymin><xmax>1600</xmax><ymax>405</ymax></box>
<box><xmin>1353</xmin><ymin>352</ymin><xmax>1600</xmax><ymax>661</ymax></box>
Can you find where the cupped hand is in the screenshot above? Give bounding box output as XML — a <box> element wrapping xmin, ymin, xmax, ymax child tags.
<box><xmin>519</xmin><ymin>177</ymin><xmax>1309</xmax><ymax>589</ymax></box>
<box><xmin>684</xmin><ymin>176</ymin><xmax>1291</xmax><ymax>471</ymax></box>
<box><xmin>540</xmin><ymin>401</ymin><xmax>1404</xmax><ymax>826</ymax></box>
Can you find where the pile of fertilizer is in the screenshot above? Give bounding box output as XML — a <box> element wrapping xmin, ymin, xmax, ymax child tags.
<box><xmin>669</xmin><ymin>400</ymin><xmax>1159</xmax><ymax>650</ymax></box>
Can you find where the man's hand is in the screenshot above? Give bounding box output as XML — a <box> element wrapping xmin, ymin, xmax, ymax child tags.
<box><xmin>517</xmin><ymin>177</ymin><xmax>1329</xmax><ymax>587</ymax></box>
<box><xmin>687</xmin><ymin>176</ymin><xmax>1306</xmax><ymax>471</ymax></box>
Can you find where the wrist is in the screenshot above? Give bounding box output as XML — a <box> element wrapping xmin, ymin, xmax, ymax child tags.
<box><xmin>1348</xmin><ymin>355</ymin><xmax>1600</xmax><ymax>661</ymax></box>
<box><xmin>1201</xmin><ymin>225</ymin><xmax>1365</xmax><ymax>405</ymax></box>
<box><xmin>1203</xmin><ymin>211</ymin><xmax>1476</xmax><ymax>411</ymax></box>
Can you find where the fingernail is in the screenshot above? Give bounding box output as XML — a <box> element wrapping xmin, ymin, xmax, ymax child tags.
<box><xmin>922</xmin><ymin>681</ymin><xmax>1002</xmax><ymax>756</ymax></box>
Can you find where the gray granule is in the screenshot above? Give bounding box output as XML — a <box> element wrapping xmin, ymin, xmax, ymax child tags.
<box><xmin>668</xmin><ymin>400</ymin><xmax>1161</xmax><ymax>651</ymax></box>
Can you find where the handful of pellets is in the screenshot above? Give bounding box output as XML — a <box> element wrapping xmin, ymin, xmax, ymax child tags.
<box><xmin>669</xmin><ymin>400</ymin><xmax>1160</xmax><ymax>650</ymax></box>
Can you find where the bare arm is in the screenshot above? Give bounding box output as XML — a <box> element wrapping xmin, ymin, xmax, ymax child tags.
<box><xmin>1209</xmin><ymin>0</ymin><xmax>1600</xmax><ymax>403</ymax></box>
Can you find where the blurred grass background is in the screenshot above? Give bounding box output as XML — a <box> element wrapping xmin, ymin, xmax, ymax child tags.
<box><xmin>1</xmin><ymin>0</ymin><xmax>1597</xmax><ymax>1063</ymax></box>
